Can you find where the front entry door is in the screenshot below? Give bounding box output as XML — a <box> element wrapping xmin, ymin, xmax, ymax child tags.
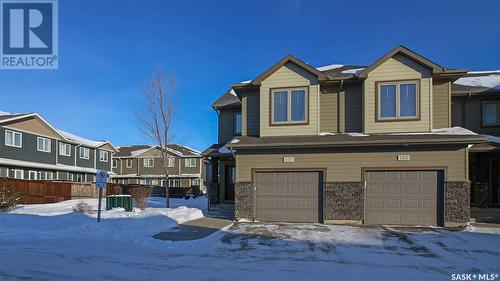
<box><xmin>225</xmin><ymin>166</ymin><xmax>235</xmax><ymax>201</ymax></box>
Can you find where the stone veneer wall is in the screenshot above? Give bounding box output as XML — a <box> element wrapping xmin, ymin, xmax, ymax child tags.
<box><xmin>235</xmin><ymin>182</ymin><xmax>254</xmax><ymax>220</ymax></box>
<box><xmin>445</xmin><ymin>181</ymin><xmax>470</xmax><ymax>224</ymax></box>
<box><xmin>324</xmin><ymin>182</ymin><xmax>364</xmax><ymax>221</ymax></box>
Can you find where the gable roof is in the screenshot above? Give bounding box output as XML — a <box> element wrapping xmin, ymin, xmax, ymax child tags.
<box><xmin>211</xmin><ymin>89</ymin><xmax>241</xmax><ymax>109</ymax></box>
<box><xmin>357</xmin><ymin>45</ymin><xmax>447</xmax><ymax>78</ymax></box>
<box><xmin>115</xmin><ymin>144</ymin><xmax>202</xmax><ymax>158</ymax></box>
<box><xmin>249</xmin><ymin>54</ymin><xmax>327</xmax><ymax>86</ymax></box>
<box><xmin>0</xmin><ymin>110</ymin><xmax>117</xmax><ymax>151</ymax></box>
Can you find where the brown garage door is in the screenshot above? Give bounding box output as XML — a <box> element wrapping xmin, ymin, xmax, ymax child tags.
<box><xmin>364</xmin><ymin>170</ymin><xmax>443</xmax><ymax>226</ymax></box>
<box><xmin>254</xmin><ymin>171</ymin><xmax>321</xmax><ymax>223</ymax></box>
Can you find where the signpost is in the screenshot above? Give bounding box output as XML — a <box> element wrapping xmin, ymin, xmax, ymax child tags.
<box><xmin>96</xmin><ymin>170</ymin><xmax>108</xmax><ymax>222</ymax></box>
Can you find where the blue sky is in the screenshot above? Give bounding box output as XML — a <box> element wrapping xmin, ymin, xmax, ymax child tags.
<box><xmin>1</xmin><ymin>0</ymin><xmax>499</xmax><ymax>151</ymax></box>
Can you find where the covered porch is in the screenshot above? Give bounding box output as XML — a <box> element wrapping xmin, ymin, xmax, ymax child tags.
<box><xmin>202</xmin><ymin>144</ymin><xmax>235</xmax><ymax>219</ymax></box>
<box><xmin>469</xmin><ymin>143</ymin><xmax>500</xmax><ymax>208</ymax></box>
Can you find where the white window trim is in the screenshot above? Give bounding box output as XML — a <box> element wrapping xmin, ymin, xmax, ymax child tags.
<box><xmin>185</xmin><ymin>158</ymin><xmax>196</xmax><ymax>168</ymax></box>
<box><xmin>5</xmin><ymin>130</ymin><xmax>22</xmax><ymax>148</ymax></box>
<box><xmin>126</xmin><ymin>159</ymin><xmax>133</xmax><ymax>168</ymax></box>
<box><xmin>377</xmin><ymin>80</ymin><xmax>419</xmax><ymax>121</ymax></box>
<box><xmin>79</xmin><ymin>147</ymin><xmax>90</xmax><ymax>159</ymax></box>
<box><xmin>59</xmin><ymin>142</ymin><xmax>71</xmax><ymax>156</ymax></box>
<box><xmin>167</xmin><ymin>156</ymin><xmax>175</xmax><ymax>167</ymax></box>
<box><xmin>143</xmin><ymin>158</ymin><xmax>154</xmax><ymax>167</ymax></box>
<box><xmin>99</xmin><ymin>150</ymin><xmax>109</xmax><ymax>162</ymax></box>
<box><xmin>29</xmin><ymin>170</ymin><xmax>37</xmax><ymax>180</ymax></box>
<box><xmin>112</xmin><ymin>159</ymin><xmax>117</xmax><ymax>168</ymax></box>
<box><xmin>270</xmin><ymin>87</ymin><xmax>309</xmax><ymax>125</ymax></box>
<box><xmin>14</xmin><ymin>169</ymin><xmax>24</xmax><ymax>179</ymax></box>
<box><xmin>37</xmin><ymin>137</ymin><xmax>51</xmax><ymax>153</ymax></box>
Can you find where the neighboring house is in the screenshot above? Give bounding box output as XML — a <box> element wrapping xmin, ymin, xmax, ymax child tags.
<box><xmin>203</xmin><ymin>45</ymin><xmax>486</xmax><ymax>227</ymax></box>
<box><xmin>111</xmin><ymin>144</ymin><xmax>204</xmax><ymax>190</ymax></box>
<box><xmin>451</xmin><ymin>71</ymin><xmax>500</xmax><ymax>207</ymax></box>
<box><xmin>0</xmin><ymin>111</ymin><xmax>117</xmax><ymax>182</ymax></box>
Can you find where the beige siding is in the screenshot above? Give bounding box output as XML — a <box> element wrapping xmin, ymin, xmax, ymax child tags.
<box><xmin>122</xmin><ymin>158</ymin><xmax>138</xmax><ymax>174</ymax></box>
<box><xmin>236</xmin><ymin>146</ymin><xmax>467</xmax><ymax>182</ymax></box>
<box><xmin>219</xmin><ymin>109</ymin><xmax>236</xmax><ymax>143</ymax></box>
<box><xmin>260</xmin><ymin>62</ymin><xmax>320</xmax><ymax>136</ymax></box>
<box><xmin>319</xmin><ymin>90</ymin><xmax>338</xmax><ymax>132</ymax></box>
<box><xmin>363</xmin><ymin>54</ymin><xmax>432</xmax><ymax>133</ymax></box>
<box><xmin>4</xmin><ymin>117</ymin><xmax>62</xmax><ymax>139</ymax></box>
<box><xmin>241</xmin><ymin>90</ymin><xmax>260</xmax><ymax>136</ymax></box>
<box><xmin>433</xmin><ymin>80</ymin><xmax>451</xmax><ymax>129</ymax></box>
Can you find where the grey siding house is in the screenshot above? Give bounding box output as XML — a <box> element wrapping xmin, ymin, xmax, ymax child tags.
<box><xmin>0</xmin><ymin>111</ymin><xmax>117</xmax><ymax>182</ymax></box>
<box><xmin>111</xmin><ymin>144</ymin><xmax>204</xmax><ymax>191</ymax></box>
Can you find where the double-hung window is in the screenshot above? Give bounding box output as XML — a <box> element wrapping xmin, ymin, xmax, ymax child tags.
<box><xmin>185</xmin><ymin>158</ymin><xmax>196</xmax><ymax>167</ymax></box>
<box><xmin>126</xmin><ymin>159</ymin><xmax>133</xmax><ymax>168</ymax></box>
<box><xmin>166</xmin><ymin>156</ymin><xmax>175</xmax><ymax>167</ymax></box>
<box><xmin>99</xmin><ymin>150</ymin><xmax>109</xmax><ymax>162</ymax></box>
<box><xmin>37</xmin><ymin>137</ymin><xmax>51</xmax><ymax>152</ymax></box>
<box><xmin>143</xmin><ymin>158</ymin><xmax>154</xmax><ymax>167</ymax></box>
<box><xmin>112</xmin><ymin>159</ymin><xmax>117</xmax><ymax>168</ymax></box>
<box><xmin>79</xmin><ymin>147</ymin><xmax>90</xmax><ymax>159</ymax></box>
<box><xmin>5</xmin><ymin>130</ymin><xmax>22</xmax><ymax>148</ymax></box>
<box><xmin>271</xmin><ymin>87</ymin><xmax>308</xmax><ymax>124</ymax></box>
<box><xmin>59</xmin><ymin>142</ymin><xmax>71</xmax><ymax>156</ymax></box>
<box><xmin>482</xmin><ymin>100</ymin><xmax>500</xmax><ymax>127</ymax></box>
<box><xmin>378</xmin><ymin>81</ymin><xmax>419</xmax><ymax>120</ymax></box>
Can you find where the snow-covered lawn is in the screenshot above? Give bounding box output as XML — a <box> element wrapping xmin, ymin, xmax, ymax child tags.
<box><xmin>1</xmin><ymin>198</ymin><xmax>500</xmax><ymax>281</ymax></box>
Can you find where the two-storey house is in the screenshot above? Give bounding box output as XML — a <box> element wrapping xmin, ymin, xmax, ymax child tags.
<box><xmin>111</xmin><ymin>144</ymin><xmax>204</xmax><ymax>190</ymax></box>
<box><xmin>203</xmin><ymin>46</ymin><xmax>486</xmax><ymax>227</ymax></box>
<box><xmin>0</xmin><ymin>111</ymin><xmax>117</xmax><ymax>182</ymax></box>
<box><xmin>451</xmin><ymin>71</ymin><xmax>500</xmax><ymax>208</ymax></box>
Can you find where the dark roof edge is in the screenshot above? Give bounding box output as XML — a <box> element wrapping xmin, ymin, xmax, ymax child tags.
<box><xmin>228</xmin><ymin>136</ymin><xmax>487</xmax><ymax>149</ymax></box>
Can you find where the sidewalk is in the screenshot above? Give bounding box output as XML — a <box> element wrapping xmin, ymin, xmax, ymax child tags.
<box><xmin>153</xmin><ymin>217</ymin><xmax>233</xmax><ymax>241</ymax></box>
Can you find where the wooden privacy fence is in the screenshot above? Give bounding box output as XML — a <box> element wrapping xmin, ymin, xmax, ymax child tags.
<box><xmin>1</xmin><ymin>177</ymin><xmax>123</xmax><ymax>204</ymax></box>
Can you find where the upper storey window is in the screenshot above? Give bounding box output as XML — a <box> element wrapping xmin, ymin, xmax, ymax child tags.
<box><xmin>233</xmin><ymin>112</ymin><xmax>242</xmax><ymax>135</ymax></box>
<box><xmin>271</xmin><ymin>87</ymin><xmax>308</xmax><ymax>125</ymax></box>
<box><xmin>482</xmin><ymin>100</ymin><xmax>500</xmax><ymax>127</ymax></box>
<box><xmin>377</xmin><ymin>81</ymin><xmax>419</xmax><ymax>121</ymax></box>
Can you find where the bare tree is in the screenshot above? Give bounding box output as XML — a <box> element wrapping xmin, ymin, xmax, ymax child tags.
<box><xmin>137</xmin><ymin>70</ymin><xmax>175</xmax><ymax>208</ymax></box>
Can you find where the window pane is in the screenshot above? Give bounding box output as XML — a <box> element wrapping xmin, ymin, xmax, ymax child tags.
<box><xmin>291</xmin><ymin>90</ymin><xmax>305</xmax><ymax>121</ymax></box>
<box><xmin>484</xmin><ymin>103</ymin><xmax>498</xmax><ymax>125</ymax></box>
<box><xmin>273</xmin><ymin>91</ymin><xmax>288</xmax><ymax>122</ymax></box>
<box><xmin>234</xmin><ymin>112</ymin><xmax>242</xmax><ymax>134</ymax></box>
<box><xmin>380</xmin><ymin>85</ymin><xmax>397</xmax><ymax>118</ymax></box>
<box><xmin>400</xmin><ymin>84</ymin><xmax>417</xmax><ymax>117</ymax></box>
<box><xmin>6</xmin><ymin>131</ymin><xmax>13</xmax><ymax>145</ymax></box>
<box><xmin>15</xmin><ymin>133</ymin><xmax>21</xmax><ymax>146</ymax></box>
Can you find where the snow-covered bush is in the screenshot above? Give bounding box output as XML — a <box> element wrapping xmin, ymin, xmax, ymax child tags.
<box><xmin>0</xmin><ymin>181</ymin><xmax>22</xmax><ymax>212</ymax></box>
<box><xmin>72</xmin><ymin>202</ymin><xmax>94</xmax><ymax>214</ymax></box>
<box><xmin>130</xmin><ymin>187</ymin><xmax>152</xmax><ymax>210</ymax></box>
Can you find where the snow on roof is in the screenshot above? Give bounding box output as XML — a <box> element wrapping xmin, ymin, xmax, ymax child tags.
<box><xmin>454</xmin><ymin>74</ymin><xmax>500</xmax><ymax>90</ymax></box>
<box><xmin>316</xmin><ymin>64</ymin><xmax>344</xmax><ymax>71</ymax></box>
<box><xmin>229</xmin><ymin>89</ymin><xmax>237</xmax><ymax>96</ymax></box>
<box><xmin>218</xmin><ymin>146</ymin><xmax>231</xmax><ymax>154</ymax></box>
<box><xmin>319</xmin><ymin>132</ymin><xmax>335</xmax><ymax>136</ymax></box>
<box><xmin>341</xmin><ymin>68</ymin><xmax>365</xmax><ymax>75</ymax></box>
<box><xmin>57</xmin><ymin>129</ymin><xmax>106</xmax><ymax>147</ymax></box>
<box><xmin>391</xmin><ymin>127</ymin><xmax>478</xmax><ymax>136</ymax></box>
<box><xmin>0</xmin><ymin>111</ymin><xmax>11</xmax><ymax>116</ymax></box>
<box><xmin>240</xmin><ymin>80</ymin><xmax>252</xmax><ymax>84</ymax></box>
<box><xmin>130</xmin><ymin>147</ymin><xmax>152</xmax><ymax>157</ymax></box>
<box><xmin>483</xmin><ymin>134</ymin><xmax>500</xmax><ymax>144</ymax></box>
<box><xmin>468</xmin><ymin>70</ymin><xmax>500</xmax><ymax>74</ymax></box>
<box><xmin>346</xmin><ymin>132</ymin><xmax>369</xmax><ymax>137</ymax></box>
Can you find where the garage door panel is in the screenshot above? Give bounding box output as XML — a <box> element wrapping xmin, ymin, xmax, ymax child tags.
<box><xmin>255</xmin><ymin>171</ymin><xmax>320</xmax><ymax>223</ymax></box>
<box><xmin>365</xmin><ymin>170</ymin><xmax>442</xmax><ymax>226</ymax></box>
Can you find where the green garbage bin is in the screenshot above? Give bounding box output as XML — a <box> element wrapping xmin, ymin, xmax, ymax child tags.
<box><xmin>106</xmin><ymin>195</ymin><xmax>132</xmax><ymax>212</ymax></box>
